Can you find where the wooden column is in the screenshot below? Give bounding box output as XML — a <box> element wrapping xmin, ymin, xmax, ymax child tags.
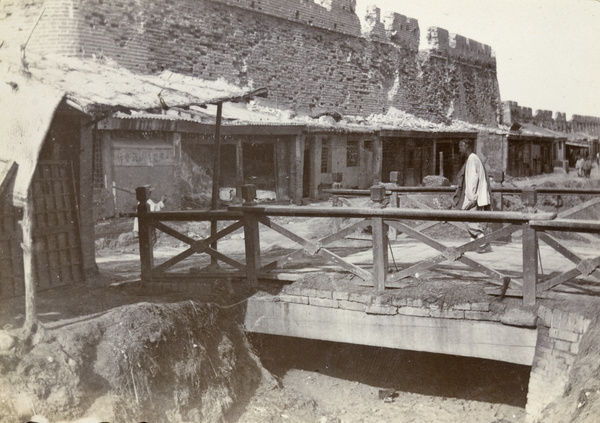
<box><xmin>236</xmin><ymin>140</ymin><xmax>244</xmax><ymax>202</ymax></box>
<box><xmin>173</xmin><ymin>132</ymin><xmax>182</xmax><ymax>208</ymax></box>
<box><xmin>136</xmin><ymin>186</ymin><xmax>154</xmax><ymax>282</ymax></box>
<box><xmin>522</xmin><ymin>224</ymin><xmax>538</xmax><ymax>306</ymax></box>
<box><xmin>79</xmin><ymin>117</ymin><xmax>97</xmax><ymax>276</ymax></box>
<box><xmin>371</xmin><ymin>185</ymin><xmax>388</xmax><ymax>292</ymax></box>
<box><xmin>293</xmin><ymin>135</ymin><xmax>305</xmax><ymax>205</ymax></box>
<box><xmin>242</xmin><ymin>185</ymin><xmax>260</xmax><ymax>287</ymax></box>
<box><xmin>20</xmin><ymin>196</ymin><xmax>36</xmax><ymax>333</ymax></box>
<box><xmin>210</xmin><ymin>102</ymin><xmax>223</xmax><ymax>267</ymax></box>
<box><xmin>373</xmin><ymin>137</ymin><xmax>383</xmax><ymax>184</ymax></box>
<box><xmin>388</xmin><ymin>171</ymin><xmax>399</xmax><ymax>241</ymax></box>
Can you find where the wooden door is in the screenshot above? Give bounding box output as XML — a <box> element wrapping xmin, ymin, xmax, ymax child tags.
<box><xmin>31</xmin><ymin>160</ymin><xmax>83</xmax><ymax>290</ymax></box>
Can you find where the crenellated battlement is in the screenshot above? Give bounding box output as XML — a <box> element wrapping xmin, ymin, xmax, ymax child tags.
<box><xmin>362</xmin><ymin>7</ymin><xmax>419</xmax><ymax>50</ymax></box>
<box><xmin>533</xmin><ymin>109</ymin><xmax>554</xmax><ymax>127</ymax></box>
<box><xmin>210</xmin><ymin>0</ymin><xmax>361</xmax><ymax>36</ymax></box>
<box><xmin>427</xmin><ymin>27</ymin><xmax>495</xmax><ymax>68</ymax></box>
<box><xmin>382</xmin><ymin>11</ymin><xmax>419</xmax><ymax>51</ymax></box>
<box><xmin>503</xmin><ymin>102</ymin><xmax>600</xmax><ymax>136</ymax></box>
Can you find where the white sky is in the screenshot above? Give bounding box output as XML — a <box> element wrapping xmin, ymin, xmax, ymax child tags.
<box><xmin>355</xmin><ymin>0</ymin><xmax>600</xmax><ymax>119</ymax></box>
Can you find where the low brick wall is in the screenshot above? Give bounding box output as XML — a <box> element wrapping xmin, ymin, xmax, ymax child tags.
<box><xmin>526</xmin><ymin>305</ymin><xmax>592</xmax><ymax>420</ymax></box>
<box><xmin>282</xmin><ymin>284</ymin><xmax>500</xmax><ymax>321</ymax></box>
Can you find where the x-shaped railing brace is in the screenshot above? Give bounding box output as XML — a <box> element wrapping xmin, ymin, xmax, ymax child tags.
<box><xmin>535</xmin><ymin>231</ymin><xmax>600</xmax><ymax>293</ymax></box>
<box><xmin>150</xmin><ymin>220</ymin><xmax>246</xmax><ymax>275</ymax></box>
<box><xmin>384</xmin><ymin>220</ymin><xmax>522</xmax><ymax>290</ymax></box>
<box><xmin>258</xmin><ymin>216</ymin><xmax>372</xmax><ymax>281</ymax></box>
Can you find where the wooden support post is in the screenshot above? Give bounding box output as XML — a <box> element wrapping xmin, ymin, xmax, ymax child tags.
<box><xmin>371</xmin><ymin>185</ymin><xmax>388</xmax><ymax>292</ymax></box>
<box><xmin>522</xmin><ymin>224</ymin><xmax>538</xmax><ymax>306</ymax></box>
<box><xmin>136</xmin><ymin>186</ymin><xmax>154</xmax><ymax>282</ymax></box>
<box><xmin>20</xmin><ymin>197</ymin><xmax>36</xmax><ymax>334</ymax></box>
<box><xmin>388</xmin><ymin>171</ymin><xmax>399</xmax><ymax>240</ymax></box>
<box><xmin>293</xmin><ymin>135</ymin><xmax>305</xmax><ymax>205</ymax></box>
<box><xmin>210</xmin><ymin>102</ymin><xmax>223</xmax><ymax>266</ymax></box>
<box><xmin>372</xmin><ymin>216</ymin><xmax>387</xmax><ymax>292</ymax></box>
<box><xmin>236</xmin><ymin>140</ymin><xmax>244</xmax><ymax>202</ymax></box>
<box><xmin>242</xmin><ymin>185</ymin><xmax>260</xmax><ymax>287</ymax></box>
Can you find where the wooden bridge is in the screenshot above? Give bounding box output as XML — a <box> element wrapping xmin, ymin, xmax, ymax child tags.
<box><xmin>134</xmin><ymin>184</ymin><xmax>600</xmax><ymax>307</ymax></box>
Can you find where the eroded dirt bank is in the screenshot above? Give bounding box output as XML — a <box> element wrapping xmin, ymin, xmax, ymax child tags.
<box><xmin>0</xmin><ymin>301</ymin><xmax>267</xmax><ymax>423</ymax></box>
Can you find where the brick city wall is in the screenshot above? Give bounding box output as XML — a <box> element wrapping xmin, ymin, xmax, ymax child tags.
<box><xmin>502</xmin><ymin>101</ymin><xmax>600</xmax><ymax>137</ymax></box>
<box><xmin>1</xmin><ymin>0</ymin><xmax>499</xmax><ymax>125</ymax></box>
<box><xmin>526</xmin><ymin>305</ymin><xmax>592</xmax><ymax>420</ymax></box>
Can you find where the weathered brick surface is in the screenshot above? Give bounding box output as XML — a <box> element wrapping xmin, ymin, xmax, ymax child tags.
<box><xmin>309</xmin><ymin>297</ymin><xmax>338</xmax><ymax>308</ymax></box>
<box><xmin>526</xmin><ymin>307</ymin><xmax>593</xmax><ymax>421</ymax></box>
<box><xmin>0</xmin><ymin>0</ymin><xmax>501</xmax><ymax>125</ymax></box>
<box><xmin>337</xmin><ymin>299</ymin><xmax>365</xmax><ymax>312</ymax></box>
<box><xmin>429</xmin><ymin>309</ymin><xmax>465</xmax><ymax>319</ymax></box>
<box><xmin>397</xmin><ymin>306</ymin><xmax>430</xmax><ymax>317</ymax></box>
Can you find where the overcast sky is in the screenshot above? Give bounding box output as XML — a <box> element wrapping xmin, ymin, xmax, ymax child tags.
<box><xmin>354</xmin><ymin>0</ymin><xmax>600</xmax><ymax>119</ymax></box>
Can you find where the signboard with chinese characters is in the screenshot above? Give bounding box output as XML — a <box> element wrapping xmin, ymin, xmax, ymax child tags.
<box><xmin>113</xmin><ymin>145</ymin><xmax>175</xmax><ymax>166</ymax></box>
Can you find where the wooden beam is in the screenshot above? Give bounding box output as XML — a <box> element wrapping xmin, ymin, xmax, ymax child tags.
<box><xmin>236</xmin><ymin>140</ymin><xmax>244</xmax><ymax>202</ymax></box>
<box><xmin>20</xmin><ymin>196</ymin><xmax>36</xmax><ymax>333</ymax></box>
<box><xmin>522</xmin><ymin>225</ymin><xmax>538</xmax><ymax>306</ymax></box>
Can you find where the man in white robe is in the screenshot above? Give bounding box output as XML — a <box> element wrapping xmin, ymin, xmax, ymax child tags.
<box><xmin>458</xmin><ymin>139</ymin><xmax>492</xmax><ymax>252</ymax></box>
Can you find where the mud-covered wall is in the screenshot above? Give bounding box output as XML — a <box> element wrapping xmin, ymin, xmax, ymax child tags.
<box><xmin>1</xmin><ymin>0</ymin><xmax>499</xmax><ymax>125</ymax></box>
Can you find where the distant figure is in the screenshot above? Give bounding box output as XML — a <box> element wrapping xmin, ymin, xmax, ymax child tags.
<box><xmin>576</xmin><ymin>156</ymin><xmax>584</xmax><ymax>177</ymax></box>
<box><xmin>596</xmin><ymin>152</ymin><xmax>599</xmax><ymax>167</ymax></box>
<box><xmin>133</xmin><ymin>195</ymin><xmax>167</xmax><ymax>238</ymax></box>
<box><xmin>455</xmin><ymin>139</ymin><xmax>492</xmax><ymax>253</ymax></box>
<box><xmin>583</xmin><ymin>156</ymin><xmax>593</xmax><ymax>178</ymax></box>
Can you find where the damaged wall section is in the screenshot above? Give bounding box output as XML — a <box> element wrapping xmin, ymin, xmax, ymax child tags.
<box><xmin>1</xmin><ymin>0</ymin><xmax>499</xmax><ymax>126</ymax></box>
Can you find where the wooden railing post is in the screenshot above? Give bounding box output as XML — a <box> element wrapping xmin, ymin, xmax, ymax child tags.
<box><xmin>522</xmin><ymin>187</ymin><xmax>538</xmax><ymax>211</ymax></box>
<box><xmin>331</xmin><ymin>172</ymin><xmax>343</xmax><ymax>232</ymax></box>
<box><xmin>522</xmin><ymin>222</ymin><xmax>538</xmax><ymax>306</ymax></box>
<box><xmin>242</xmin><ymin>184</ymin><xmax>260</xmax><ymax>287</ymax></box>
<box><xmin>388</xmin><ymin>171</ymin><xmax>399</xmax><ymax>240</ymax></box>
<box><xmin>136</xmin><ymin>186</ymin><xmax>154</xmax><ymax>282</ymax></box>
<box><xmin>371</xmin><ymin>184</ymin><xmax>388</xmax><ymax>292</ymax></box>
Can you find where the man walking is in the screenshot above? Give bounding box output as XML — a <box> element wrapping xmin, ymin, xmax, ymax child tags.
<box><xmin>455</xmin><ymin>139</ymin><xmax>492</xmax><ymax>252</ymax></box>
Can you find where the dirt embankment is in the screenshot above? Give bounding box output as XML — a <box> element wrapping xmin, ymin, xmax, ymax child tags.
<box><xmin>0</xmin><ymin>301</ymin><xmax>270</xmax><ymax>423</ymax></box>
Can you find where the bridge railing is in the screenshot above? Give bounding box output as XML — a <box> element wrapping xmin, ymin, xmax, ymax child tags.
<box><xmin>135</xmin><ymin>186</ymin><xmax>246</xmax><ymax>282</ymax></box>
<box><xmin>228</xmin><ymin>194</ymin><xmax>558</xmax><ymax>305</ymax></box>
<box><xmin>135</xmin><ymin>185</ymin><xmax>600</xmax><ymax>306</ymax></box>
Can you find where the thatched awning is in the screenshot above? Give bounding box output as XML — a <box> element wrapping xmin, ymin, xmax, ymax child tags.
<box><xmin>0</xmin><ymin>53</ymin><xmax>266</xmax><ymax>207</ymax></box>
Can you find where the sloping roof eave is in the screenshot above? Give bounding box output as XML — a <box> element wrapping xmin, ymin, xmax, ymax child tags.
<box><xmin>0</xmin><ymin>77</ymin><xmax>65</xmax><ymax>207</ymax></box>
